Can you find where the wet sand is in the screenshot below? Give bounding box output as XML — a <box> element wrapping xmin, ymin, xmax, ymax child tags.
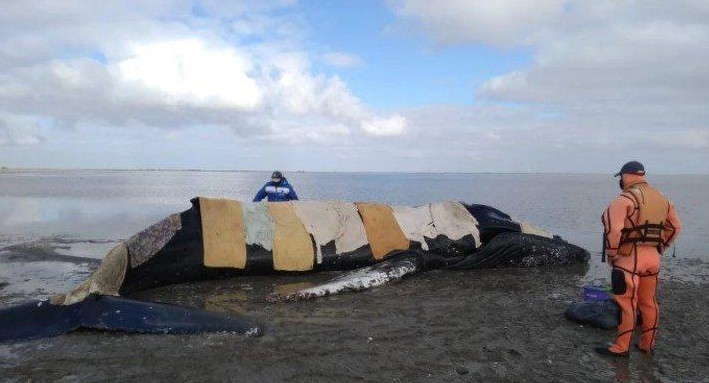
<box><xmin>2</xmin><ymin>265</ymin><xmax>708</xmax><ymax>382</ymax></box>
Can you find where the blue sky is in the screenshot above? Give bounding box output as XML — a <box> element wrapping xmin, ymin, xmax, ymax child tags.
<box><xmin>0</xmin><ymin>1</ymin><xmax>708</xmax><ymax>173</ymax></box>
<box><xmin>300</xmin><ymin>1</ymin><xmax>533</xmax><ymax>109</ymax></box>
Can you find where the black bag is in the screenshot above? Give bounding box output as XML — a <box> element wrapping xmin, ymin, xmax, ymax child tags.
<box><xmin>564</xmin><ymin>300</ymin><xmax>619</xmax><ymax>330</ymax></box>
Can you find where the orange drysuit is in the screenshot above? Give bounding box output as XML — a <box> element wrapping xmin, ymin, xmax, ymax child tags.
<box><xmin>601</xmin><ymin>175</ymin><xmax>681</xmax><ymax>353</ymax></box>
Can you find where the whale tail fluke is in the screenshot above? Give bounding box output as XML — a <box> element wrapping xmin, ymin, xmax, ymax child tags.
<box><xmin>0</xmin><ymin>295</ymin><xmax>262</xmax><ymax>343</ymax></box>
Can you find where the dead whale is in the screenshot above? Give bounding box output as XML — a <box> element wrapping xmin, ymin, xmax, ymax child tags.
<box><xmin>0</xmin><ymin>198</ymin><xmax>589</xmax><ymax>342</ymax></box>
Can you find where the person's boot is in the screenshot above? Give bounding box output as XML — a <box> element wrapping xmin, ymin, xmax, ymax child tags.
<box><xmin>634</xmin><ymin>344</ymin><xmax>654</xmax><ymax>355</ymax></box>
<box><xmin>594</xmin><ymin>346</ymin><xmax>629</xmax><ymax>358</ymax></box>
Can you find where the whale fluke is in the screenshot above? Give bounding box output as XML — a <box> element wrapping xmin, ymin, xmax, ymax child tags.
<box><xmin>0</xmin><ymin>295</ymin><xmax>262</xmax><ymax>343</ymax></box>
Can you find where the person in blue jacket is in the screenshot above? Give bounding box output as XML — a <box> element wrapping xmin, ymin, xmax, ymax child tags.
<box><xmin>253</xmin><ymin>171</ymin><xmax>299</xmax><ymax>202</ymax></box>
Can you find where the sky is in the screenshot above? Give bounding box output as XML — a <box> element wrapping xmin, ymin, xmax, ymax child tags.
<box><xmin>0</xmin><ymin>0</ymin><xmax>708</xmax><ymax>173</ymax></box>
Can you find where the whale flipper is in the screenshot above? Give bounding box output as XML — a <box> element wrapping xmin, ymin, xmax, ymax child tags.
<box><xmin>0</xmin><ymin>299</ymin><xmax>82</xmax><ymax>342</ymax></box>
<box><xmin>0</xmin><ymin>295</ymin><xmax>262</xmax><ymax>342</ymax></box>
<box><xmin>267</xmin><ymin>257</ymin><xmax>420</xmax><ymax>302</ymax></box>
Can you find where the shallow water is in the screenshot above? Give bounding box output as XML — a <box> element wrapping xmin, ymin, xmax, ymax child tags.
<box><xmin>0</xmin><ymin>170</ymin><xmax>707</xmax><ymax>304</ymax></box>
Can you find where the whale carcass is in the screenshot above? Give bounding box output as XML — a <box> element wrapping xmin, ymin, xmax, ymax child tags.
<box><xmin>0</xmin><ymin>198</ymin><xmax>589</xmax><ymax>342</ymax></box>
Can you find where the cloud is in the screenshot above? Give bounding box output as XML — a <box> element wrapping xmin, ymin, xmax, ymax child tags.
<box><xmin>117</xmin><ymin>39</ymin><xmax>262</xmax><ymax>110</ymax></box>
<box><xmin>321</xmin><ymin>52</ymin><xmax>363</xmax><ymax>68</ymax></box>
<box><xmin>475</xmin><ymin>1</ymin><xmax>709</xmax><ymax>143</ymax></box>
<box><xmin>361</xmin><ymin>115</ymin><xmax>407</xmax><ymax>136</ymax></box>
<box><xmin>390</xmin><ymin>0</ymin><xmax>566</xmax><ymax>46</ymax></box>
<box><xmin>0</xmin><ymin>113</ymin><xmax>44</xmax><ymax>146</ymax></box>
<box><xmin>2</xmin><ymin>0</ymin><xmax>708</xmax><ymax>172</ymax></box>
<box><xmin>387</xmin><ymin>0</ymin><xmax>709</xmax><ymax>171</ymax></box>
<box><xmin>369</xmin><ymin>104</ymin><xmax>709</xmax><ymax>173</ymax></box>
<box><xmin>639</xmin><ymin>131</ymin><xmax>709</xmax><ymax>150</ymax></box>
<box><xmin>0</xmin><ymin>0</ymin><xmax>399</xmax><ymax>150</ymax></box>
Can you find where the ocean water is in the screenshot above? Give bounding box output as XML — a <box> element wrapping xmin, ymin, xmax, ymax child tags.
<box><xmin>0</xmin><ymin>170</ymin><xmax>707</xmax><ymax>304</ymax></box>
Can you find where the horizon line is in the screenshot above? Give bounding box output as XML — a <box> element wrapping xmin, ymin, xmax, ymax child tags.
<box><xmin>1</xmin><ymin>167</ymin><xmax>707</xmax><ymax>176</ymax></box>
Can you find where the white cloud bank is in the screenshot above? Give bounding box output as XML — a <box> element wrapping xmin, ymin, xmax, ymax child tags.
<box><xmin>361</xmin><ymin>115</ymin><xmax>407</xmax><ymax>136</ymax></box>
<box><xmin>392</xmin><ymin>0</ymin><xmax>566</xmax><ymax>46</ymax></box>
<box><xmin>117</xmin><ymin>39</ymin><xmax>262</xmax><ymax>110</ymax></box>
<box><xmin>0</xmin><ymin>114</ymin><xmax>43</xmax><ymax>146</ymax></box>
<box><xmin>387</xmin><ymin>0</ymin><xmax>709</xmax><ymax>172</ymax></box>
<box><xmin>1</xmin><ymin>0</ymin><xmax>708</xmax><ymax>173</ymax></box>
<box><xmin>0</xmin><ymin>0</ymin><xmax>403</xmax><ymax>156</ymax></box>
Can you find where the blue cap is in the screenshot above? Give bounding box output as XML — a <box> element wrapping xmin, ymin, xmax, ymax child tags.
<box><xmin>614</xmin><ymin>161</ymin><xmax>645</xmax><ymax>177</ymax></box>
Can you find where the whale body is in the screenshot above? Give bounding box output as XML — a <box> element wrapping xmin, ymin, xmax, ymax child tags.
<box><xmin>0</xmin><ymin>198</ymin><xmax>589</xmax><ymax>342</ymax></box>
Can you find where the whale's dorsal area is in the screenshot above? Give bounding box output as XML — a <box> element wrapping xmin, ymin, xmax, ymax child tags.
<box><xmin>196</xmin><ymin>199</ymin><xmax>483</xmax><ymax>272</ymax></box>
<box><xmin>268</xmin><ymin>201</ymin><xmax>315</xmax><ymax>271</ymax></box>
<box><xmin>54</xmin><ymin>198</ymin><xmax>575</xmax><ymax>308</ymax></box>
<box><xmin>201</xmin><ymin>198</ymin><xmax>247</xmax><ymax>269</ymax></box>
<box><xmin>292</xmin><ymin>201</ymin><xmax>368</xmax><ymax>261</ymax></box>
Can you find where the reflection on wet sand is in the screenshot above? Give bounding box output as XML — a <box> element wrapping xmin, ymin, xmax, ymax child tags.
<box><xmin>1</xmin><ymin>238</ymin><xmax>115</xmax><ymax>263</ymax></box>
<box><xmin>0</xmin><ymin>238</ymin><xmax>118</xmax><ymax>305</ymax></box>
<box><xmin>0</xmin><ymin>260</ymin><xmax>91</xmax><ymax>305</ymax></box>
<box><xmin>605</xmin><ymin>354</ymin><xmax>661</xmax><ymax>383</ymax></box>
<box><xmin>205</xmin><ymin>292</ymin><xmax>249</xmax><ymax>316</ymax></box>
<box><xmin>272</xmin><ymin>282</ymin><xmax>315</xmax><ymax>296</ymax></box>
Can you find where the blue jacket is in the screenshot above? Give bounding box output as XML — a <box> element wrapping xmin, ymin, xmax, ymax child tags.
<box><xmin>253</xmin><ymin>178</ymin><xmax>299</xmax><ymax>202</ymax></box>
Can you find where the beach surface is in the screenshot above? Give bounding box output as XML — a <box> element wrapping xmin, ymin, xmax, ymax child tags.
<box><xmin>1</xmin><ymin>170</ymin><xmax>707</xmax><ymax>382</ymax></box>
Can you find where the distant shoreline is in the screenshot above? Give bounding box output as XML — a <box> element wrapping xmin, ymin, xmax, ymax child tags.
<box><xmin>0</xmin><ymin>167</ymin><xmax>609</xmax><ymax>175</ymax></box>
<box><xmin>0</xmin><ymin>167</ymin><xmax>706</xmax><ymax>176</ymax></box>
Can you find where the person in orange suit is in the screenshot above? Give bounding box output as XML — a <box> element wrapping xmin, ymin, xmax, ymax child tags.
<box><xmin>596</xmin><ymin>161</ymin><xmax>681</xmax><ymax>357</ymax></box>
